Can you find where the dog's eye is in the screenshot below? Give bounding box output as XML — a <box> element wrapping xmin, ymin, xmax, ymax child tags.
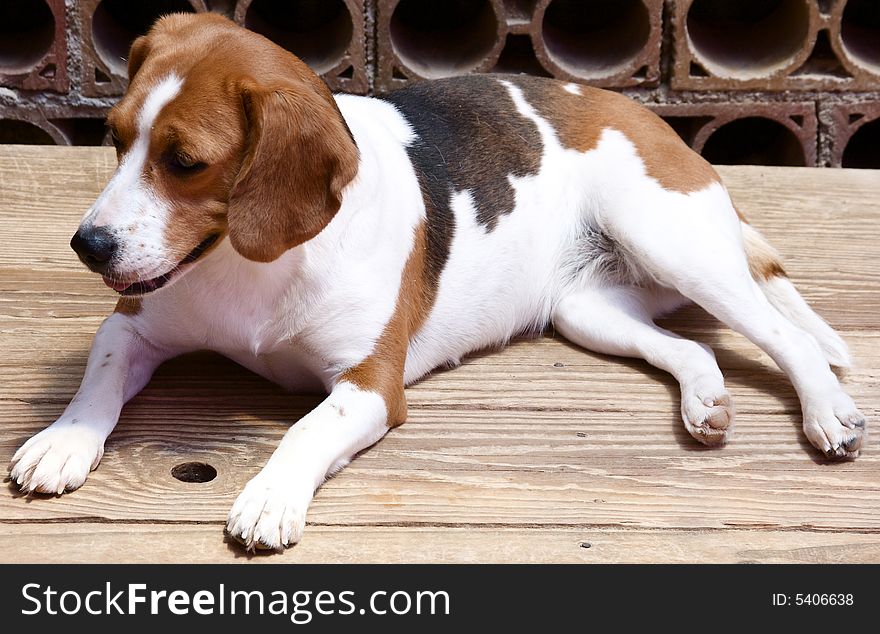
<box><xmin>169</xmin><ymin>151</ymin><xmax>207</xmax><ymax>173</ymax></box>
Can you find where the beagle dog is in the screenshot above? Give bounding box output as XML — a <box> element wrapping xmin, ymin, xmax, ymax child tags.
<box><xmin>10</xmin><ymin>14</ymin><xmax>865</xmax><ymax>551</ymax></box>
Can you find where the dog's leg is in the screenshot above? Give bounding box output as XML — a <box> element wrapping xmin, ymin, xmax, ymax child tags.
<box><xmin>602</xmin><ymin>187</ymin><xmax>865</xmax><ymax>458</ymax></box>
<box><xmin>9</xmin><ymin>313</ymin><xmax>168</xmax><ymax>493</ymax></box>
<box><xmin>553</xmin><ymin>285</ymin><xmax>732</xmax><ymax>444</ymax></box>
<box><xmin>225</xmin><ymin>380</ymin><xmax>392</xmax><ymax>550</ymax></box>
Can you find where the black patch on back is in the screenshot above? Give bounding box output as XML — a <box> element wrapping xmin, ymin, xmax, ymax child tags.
<box><xmin>382</xmin><ymin>76</ymin><xmax>543</xmax><ymax>287</ymax></box>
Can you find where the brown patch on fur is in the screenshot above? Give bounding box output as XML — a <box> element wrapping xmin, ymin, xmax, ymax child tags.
<box><xmin>340</xmin><ymin>223</ymin><xmax>435</xmax><ymax>427</ymax></box>
<box><xmin>105</xmin><ymin>13</ymin><xmax>359</xmax><ymax>267</ymax></box>
<box><xmin>513</xmin><ymin>77</ymin><xmax>719</xmax><ymax>194</ymax></box>
<box><xmin>740</xmin><ymin>221</ymin><xmax>787</xmax><ymax>281</ymax></box>
<box><xmin>114</xmin><ymin>297</ymin><xmax>142</xmax><ymax>315</ymax></box>
<box><xmin>227</xmin><ymin>77</ymin><xmax>359</xmax><ymax>262</ymax></box>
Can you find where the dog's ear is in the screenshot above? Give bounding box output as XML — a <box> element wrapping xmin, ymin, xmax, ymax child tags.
<box><xmin>228</xmin><ymin>78</ymin><xmax>359</xmax><ymax>263</ymax></box>
<box><xmin>127</xmin><ymin>35</ymin><xmax>151</xmax><ymax>80</ymax></box>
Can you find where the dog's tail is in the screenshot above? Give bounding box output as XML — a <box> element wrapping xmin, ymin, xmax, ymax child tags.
<box><xmin>740</xmin><ymin>217</ymin><xmax>851</xmax><ymax>368</ymax></box>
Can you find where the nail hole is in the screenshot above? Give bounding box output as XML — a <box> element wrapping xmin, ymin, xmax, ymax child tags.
<box><xmin>171</xmin><ymin>461</ymin><xmax>217</xmax><ymax>483</ymax></box>
<box><xmin>553</xmin><ymin>362</ymin><xmax>564</xmax><ymax>367</ymax></box>
<box><xmin>579</xmin><ymin>541</ymin><xmax>592</xmax><ymax>549</ymax></box>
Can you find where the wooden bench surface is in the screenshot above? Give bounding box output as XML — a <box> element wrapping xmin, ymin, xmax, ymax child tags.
<box><xmin>1</xmin><ymin>146</ymin><xmax>878</xmax><ymax>563</ymax></box>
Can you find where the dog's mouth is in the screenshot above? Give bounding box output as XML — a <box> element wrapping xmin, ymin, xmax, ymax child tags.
<box><xmin>102</xmin><ymin>234</ymin><xmax>220</xmax><ymax>296</ymax></box>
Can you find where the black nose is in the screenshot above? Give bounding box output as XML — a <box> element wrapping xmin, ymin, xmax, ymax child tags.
<box><xmin>70</xmin><ymin>226</ymin><xmax>118</xmax><ymax>273</ymax></box>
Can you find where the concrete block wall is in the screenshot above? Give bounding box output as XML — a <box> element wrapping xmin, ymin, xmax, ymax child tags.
<box><xmin>1</xmin><ymin>0</ymin><xmax>878</xmax><ymax>168</ymax></box>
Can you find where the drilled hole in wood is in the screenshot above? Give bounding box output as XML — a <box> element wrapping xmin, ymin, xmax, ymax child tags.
<box><xmin>841</xmin><ymin>0</ymin><xmax>880</xmax><ymax>74</ymax></box>
<box><xmin>242</xmin><ymin>0</ymin><xmax>352</xmax><ymax>74</ymax></box>
<box><xmin>701</xmin><ymin>117</ymin><xmax>806</xmax><ymax>167</ymax></box>
<box><xmin>686</xmin><ymin>0</ymin><xmax>811</xmax><ymax>79</ymax></box>
<box><xmin>0</xmin><ymin>0</ymin><xmax>55</xmax><ymax>75</ymax></box>
<box><xmin>92</xmin><ymin>0</ymin><xmax>200</xmax><ymax>75</ymax></box>
<box><xmin>541</xmin><ymin>0</ymin><xmax>650</xmax><ymax>79</ymax></box>
<box><xmin>171</xmin><ymin>462</ymin><xmax>217</xmax><ymax>483</ymax></box>
<box><xmin>391</xmin><ymin>0</ymin><xmax>500</xmax><ymax>78</ymax></box>
<box><xmin>842</xmin><ymin>118</ymin><xmax>880</xmax><ymax>169</ymax></box>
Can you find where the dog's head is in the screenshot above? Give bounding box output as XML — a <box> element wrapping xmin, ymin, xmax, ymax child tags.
<box><xmin>72</xmin><ymin>13</ymin><xmax>358</xmax><ymax>296</ymax></box>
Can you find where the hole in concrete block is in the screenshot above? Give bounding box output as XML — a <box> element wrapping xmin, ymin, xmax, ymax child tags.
<box><xmin>541</xmin><ymin>0</ymin><xmax>651</xmax><ymax>80</ymax></box>
<box><xmin>492</xmin><ymin>33</ymin><xmax>551</xmax><ymax>76</ymax></box>
<box><xmin>789</xmin><ymin>114</ymin><xmax>804</xmax><ymax>126</ymax></box>
<box><xmin>848</xmin><ymin>113</ymin><xmax>865</xmax><ymax>125</ymax></box>
<box><xmin>50</xmin><ymin>118</ymin><xmax>109</xmax><ymax>146</ymax></box>
<box><xmin>686</xmin><ymin>0</ymin><xmax>811</xmax><ymax>79</ymax></box>
<box><xmin>701</xmin><ymin>117</ymin><xmax>806</xmax><ymax>166</ymax></box>
<box><xmin>0</xmin><ymin>119</ymin><xmax>57</xmax><ymax>145</ymax></box>
<box><xmin>94</xmin><ymin>67</ymin><xmax>111</xmax><ymax>84</ymax></box>
<box><xmin>391</xmin><ymin>0</ymin><xmax>500</xmax><ymax>78</ymax></box>
<box><xmin>39</xmin><ymin>63</ymin><xmax>56</xmax><ymax>80</ymax></box>
<box><xmin>243</xmin><ymin>0</ymin><xmax>353</xmax><ymax>74</ymax></box>
<box><xmin>92</xmin><ymin>0</ymin><xmax>200</xmax><ymax>75</ymax></box>
<box><xmin>0</xmin><ymin>0</ymin><xmax>55</xmax><ymax>75</ymax></box>
<box><xmin>689</xmin><ymin>61</ymin><xmax>709</xmax><ymax>77</ymax></box>
<box><xmin>841</xmin><ymin>0</ymin><xmax>880</xmax><ymax>74</ymax></box>
<box><xmin>842</xmin><ymin>118</ymin><xmax>880</xmax><ymax>168</ymax></box>
<box><xmin>338</xmin><ymin>65</ymin><xmax>354</xmax><ymax>79</ymax></box>
<box><xmin>171</xmin><ymin>461</ymin><xmax>217</xmax><ymax>483</ymax></box>
<box><xmin>662</xmin><ymin>115</ymin><xmax>714</xmax><ymax>146</ymax></box>
<box><xmin>792</xmin><ymin>29</ymin><xmax>850</xmax><ymax>78</ymax></box>
<box><xmin>392</xmin><ymin>66</ymin><xmax>408</xmax><ymax>81</ymax></box>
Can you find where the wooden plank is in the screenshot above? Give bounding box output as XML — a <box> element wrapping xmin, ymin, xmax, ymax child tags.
<box><xmin>1</xmin><ymin>151</ymin><xmax>878</xmax><ymax>326</ymax></box>
<box><xmin>1</xmin><ymin>524</ymin><xmax>878</xmax><ymax>564</ymax></box>
<box><xmin>1</xmin><ymin>147</ymin><xmax>879</xmax><ymax>561</ymax></box>
<box><xmin>0</xmin><ymin>329</ymin><xmax>877</xmax><ymax>529</ymax></box>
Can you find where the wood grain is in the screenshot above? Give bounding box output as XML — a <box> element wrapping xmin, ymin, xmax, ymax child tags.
<box><xmin>2</xmin><ymin>524</ymin><xmax>879</xmax><ymax>564</ymax></box>
<box><xmin>1</xmin><ymin>147</ymin><xmax>878</xmax><ymax>562</ymax></box>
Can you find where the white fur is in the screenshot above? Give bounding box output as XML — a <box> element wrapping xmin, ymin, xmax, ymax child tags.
<box><xmin>13</xmin><ymin>77</ymin><xmax>864</xmax><ymax>549</ymax></box>
<box><xmin>83</xmin><ymin>74</ymin><xmax>183</xmax><ymax>281</ymax></box>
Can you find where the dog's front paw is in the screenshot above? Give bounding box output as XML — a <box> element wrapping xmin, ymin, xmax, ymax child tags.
<box><xmin>803</xmin><ymin>394</ymin><xmax>866</xmax><ymax>460</ymax></box>
<box><xmin>226</xmin><ymin>473</ymin><xmax>312</xmax><ymax>552</ymax></box>
<box><xmin>9</xmin><ymin>425</ymin><xmax>104</xmax><ymax>494</ymax></box>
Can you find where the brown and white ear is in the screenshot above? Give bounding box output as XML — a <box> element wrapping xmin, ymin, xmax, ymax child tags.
<box><xmin>228</xmin><ymin>79</ymin><xmax>359</xmax><ymax>263</ymax></box>
<box><xmin>127</xmin><ymin>35</ymin><xmax>151</xmax><ymax>80</ymax></box>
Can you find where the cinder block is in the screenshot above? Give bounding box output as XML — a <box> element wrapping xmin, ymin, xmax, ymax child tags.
<box><xmin>378</xmin><ymin>0</ymin><xmax>661</xmax><ymax>93</ymax></box>
<box><xmin>530</xmin><ymin>0</ymin><xmax>662</xmax><ymax>87</ymax></box>
<box><xmin>377</xmin><ymin>0</ymin><xmax>507</xmax><ymax>92</ymax></box>
<box><xmin>80</xmin><ymin>0</ymin><xmax>208</xmax><ymax>97</ymax></box>
<box><xmin>0</xmin><ymin>107</ymin><xmax>69</xmax><ymax>145</ymax></box>
<box><xmin>828</xmin><ymin>0</ymin><xmax>880</xmax><ymax>89</ymax></box>
<box><xmin>671</xmin><ymin>0</ymin><xmax>878</xmax><ymax>92</ymax></box>
<box><xmin>826</xmin><ymin>100</ymin><xmax>880</xmax><ymax>168</ymax></box>
<box><xmin>646</xmin><ymin>101</ymin><xmax>818</xmax><ymax>166</ymax></box>
<box><xmin>233</xmin><ymin>0</ymin><xmax>368</xmax><ymax>94</ymax></box>
<box><xmin>0</xmin><ymin>0</ymin><xmax>69</xmax><ymax>93</ymax></box>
